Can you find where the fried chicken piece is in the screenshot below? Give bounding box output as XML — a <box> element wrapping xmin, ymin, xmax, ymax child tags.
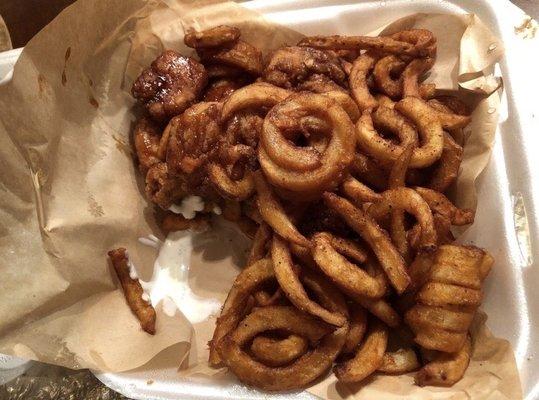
<box><xmin>133</xmin><ymin>117</ymin><xmax>162</xmax><ymax>174</ymax></box>
<box><xmin>145</xmin><ymin>163</ymin><xmax>187</xmax><ymax>210</ymax></box>
<box><xmin>205</xmin><ymin>64</ymin><xmax>244</xmax><ymax>79</ymax></box>
<box><xmin>264</xmin><ymin>46</ymin><xmax>346</xmax><ymax>89</ymax></box>
<box><xmin>184</xmin><ymin>25</ymin><xmax>240</xmax><ymax>48</ymax></box>
<box><xmin>166</xmin><ymin>102</ymin><xmax>223</xmax><ymax>176</ymax></box>
<box><xmin>132</xmin><ymin>50</ymin><xmax>207</xmax><ymax>121</ymax></box>
<box><xmin>203</xmin><ymin>78</ymin><xmax>245</xmax><ymax>102</ymax></box>
<box><xmin>197</xmin><ymin>40</ymin><xmax>263</xmax><ymax>76</ymax></box>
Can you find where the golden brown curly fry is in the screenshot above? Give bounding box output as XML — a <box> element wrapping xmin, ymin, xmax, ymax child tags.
<box><xmin>298</xmin><ymin>32</ymin><xmax>430</xmax><ymax>57</ymax></box>
<box><xmin>250</xmin><ymin>335</ymin><xmax>308</xmax><ymax>367</ymax></box>
<box><xmin>334</xmin><ymin>318</ymin><xmax>388</xmax><ymax>382</ymax></box>
<box><xmin>356</xmin><ymin>103</ymin><xmax>443</xmax><ymax>169</ymax></box>
<box><xmin>402</xmin><ymin>57</ymin><xmax>435</xmax><ymax>98</ymax></box>
<box><xmin>367</xmin><ymin>187</ymin><xmax>437</xmax><ymax>252</ymax></box>
<box><xmin>323</xmin><ymin>192</ymin><xmax>411</xmax><ymax>294</ymax></box>
<box><xmin>108</xmin><ymin>248</ymin><xmax>156</xmax><ymax>335</ymax></box>
<box><xmin>349</xmin><ymin>53</ymin><xmax>379</xmax><ymax>112</ymax></box>
<box><xmin>221</xmin><ymin>82</ymin><xmax>291</xmax><ymax>121</ymax></box>
<box><xmin>209</xmin><ymin>258</ymin><xmax>275</xmax><ymax>366</ymax></box>
<box><xmin>373</xmin><ymin>55</ymin><xmax>405</xmax><ymax>99</ymax></box>
<box><xmin>313</xmin><ymin>232</ymin><xmax>385</xmax><ymax>299</ymax></box>
<box><xmin>184</xmin><ymin>25</ymin><xmax>240</xmax><ymax>48</ymax></box>
<box><xmin>414</xmin><ymin>186</ymin><xmax>474</xmax><ymax>225</ymax></box>
<box><xmin>389</xmin><ymin>144</ymin><xmax>415</xmax><ymax>260</ymax></box>
<box><xmin>217</xmin><ymin>306</ymin><xmax>348</xmax><ymax>391</ymax></box>
<box><xmin>259</xmin><ymin>93</ymin><xmax>356</xmax><ymax>199</ymax></box>
<box><xmin>416</xmin><ymin>337</ymin><xmax>471</xmax><ymax>386</ymax></box>
<box><xmin>272</xmin><ymin>235</ymin><xmax>347</xmax><ymax>326</ymax></box>
<box><xmin>208</xmin><ymin>163</ymin><xmax>254</xmax><ymax>201</ymax></box>
<box><xmin>254</xmin><ymin>171</ymin><xmax>310</xmax><ymax>248</ymax></box>
<box><xmin>427</xmin><ymin>133</ymin><xmax>463</xmax><ymax>193</ymax></box>
<box><xmin>247</xmin><ymin>222</ymin><xmax>272</xmax><ymax>265</ymax></box>
<box><xmin>378</xmin><ymin>348</ymin><xmax>420</xmax><ymax>374</ymax></box>
<box><xmin>342</xmin><ymin>175</ymin><xmax>383</xmax><ymax>204</ymax></box>
<box><xmin>342</xmin><ymin>306</ymin><xmax>368</xmax><ymax>354</ymax></box>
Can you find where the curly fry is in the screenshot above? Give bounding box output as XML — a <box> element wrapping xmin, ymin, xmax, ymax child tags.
<box><xmin>272</xmin><ymin>235</ymin><xmax>347</xmax><ymax>326</ymax></box>
<box><xmin>334</xmin><ymin>318</ymin><xmax>388</xmax><ymax>382</ymax></box>
<box><xmin>247</xmin><ymin>222</ymin><xmax>272</xmax><ymax>265</ymax></box>
<box><xmin>389</xmin><ymin>144</ymin><xmax>415</xmax><ymax>260</ymax></box>
<box><xmin>414</xmin><ymin>186</ymin><xmax>474</xmax><ymax>225</ymax></box>
<box><xmin>254</xmin><ymin>171</ymin><xmax>310</xmax><ymax>248</ymax></box>
<box><xmin>107</xmin><ymin>248</ymin><xmax>156</xmax><ymax>335</ymax></box>
<box><xmin>184</xmin><ymin>25</ymin><xmax>240</xmax><ymax>48</ymax></box>
<box><xmin>416</xmin><ymin>337</ymin><xmax>471</xmax><ymax>386</ymax></box>
<box><xmin>342</xmin><ymin>175</ymin><xmax>383</xmax><ymax>204</ymax></box>
<box><xmin>323</xmin><ymin>192</ymin><xmax>411</xmax><ymax>294</ymax></box>
<box><xmin>251</xmin><ymin>335</ymin><xmax>308</xmax><ymax>367</ymax></box>
<box><xmin>217</xmin><ymin>306</ymin><xmax>348</xmax><ymax>391</ymax></box>
<box><xmin>313</xmin><ymin>232</ymin><xmax>385</xmax><ymax>298</ymax></box>
<box><xmin>298</xmin><ymin>31</ymin><xmax>432</xmax><ymax>57</ymax></box>
<box><xmin>221</xmin><ymin>82</ymin><xmax>291</xmax><ymax>121</ymax></box>
<box><xmin>349</xmin><ymin>53</ymin><xmax>379</xmax><ymax>112</ymax></box>
<box><xmin>356</xmin><ymin>104</ymin><xmax>443</xmax><ymax>169</ymax></box>
<box><xmin>373</xmin><ymin>55</ymin><xmax>405</xmax><ymax>99</ymax></box>
<box><xmin>367</xmin><ymin>187</ymin><xmax>437</xmax><ymax>251</ymax></box>
<box><xmin>208</xmin><ymin>163</ymin><xmax>254</xmax><ymax>201</ymax></box>
<box><xmin>258</xmin><ymin>93</ymin><xmax>356</xmax><ymax>198</ymax></box>
<box><xmin>402</xmin><ymin>57</ymin><xmax>435</xmax><ymax>98</ymax></box>
<box><xmin>342</xmin><ymin>306</ymin><xmax>368</xmax><ymax>354</ymax></box>
<box><xmin>427</xmin><ymin>133</ymin><xmax>463</xmax><ymax>193</ymax></box>
<box><xmin>209</xmin><ymin>258</ymin><xmax>274</xmax><ymax>366</ymax></box>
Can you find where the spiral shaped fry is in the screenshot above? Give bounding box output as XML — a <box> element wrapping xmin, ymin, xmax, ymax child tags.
<box><xmin>259</xmin><ymin>93</ymin><xmax>356</xmax><ymax>199</ymax></box>
<box><xmin>405</xmin><ymin>245</ymin><xmax>493</xmax><ymax>353</ymax></box>
<box><xmin>217</xmin><ymin>305</ymin><xmax>348</xmax><ymax>391</ymax></box>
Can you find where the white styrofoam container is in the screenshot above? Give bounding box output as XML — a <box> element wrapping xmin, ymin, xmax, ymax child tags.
<box><xmin>1</xmin><ymin>0</ymin><xmax>538</xmax><ymax>398</ymax></box>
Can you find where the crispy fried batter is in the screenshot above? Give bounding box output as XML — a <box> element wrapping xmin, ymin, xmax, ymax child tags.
<box><xmin>264</xmin><ymin>46</ymin><xmax>346</xmax><ymax>89</ymax></box>
<box><xmin>132</xmin><ymin>50</ymin><xmax>207</xmax><ymax>121</ymax></box>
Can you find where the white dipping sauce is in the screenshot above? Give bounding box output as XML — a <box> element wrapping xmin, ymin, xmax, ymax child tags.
<box><xmin>168</xmin><ymin>196</ymin><xmax>205</xmax><ymax>219</ymax></box>
<box><xmin>136</xmin><ymin>230</ymin><xmax>221</xmax><ymax>323</ymax></box>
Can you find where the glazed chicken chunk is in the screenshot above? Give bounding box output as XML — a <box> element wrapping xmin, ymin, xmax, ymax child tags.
<box><xmin>264</xmin><ymin>46</ymin><xmax>346</xmax><ymax>89</ymax></box>
<box><xmin>132</xmin><ymin>50</ymin><xmax>208</xmax><ymax>121</ymax></box>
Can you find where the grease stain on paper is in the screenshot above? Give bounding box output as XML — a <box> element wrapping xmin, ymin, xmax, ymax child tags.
<box><xmin>61</xmin><ymin>46</ymin><xmax>72</xmax><ymax>86</ymax></box>
<box><xmin>514</xmin><ymin>16</ymin><xmax>537</xmax><ymax>39</ymax></box>
<box><xmin>89</xmin><ymin>96</ymin><xmax>99</xmax><ymax>108</ymax></box>
<box><xmin>37</xmin><ymin>74</ymin><xmax>50</xmax><ymax>97</ymax></box>
<box><xmin>111</xmin><ymin>134</ymin><xmax>132</xmax><ymax>156</ymax></box>
<box><xmin>87</xmin><ymin>194</ymin><xmax>104</xmax><ymax>217</ymax></box>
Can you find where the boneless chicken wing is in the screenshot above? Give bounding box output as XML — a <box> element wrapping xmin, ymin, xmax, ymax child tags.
<box><xmin>132</xmin><ymin>50</ymin><xmax>208</xmax><ymax>121</ymax></box>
